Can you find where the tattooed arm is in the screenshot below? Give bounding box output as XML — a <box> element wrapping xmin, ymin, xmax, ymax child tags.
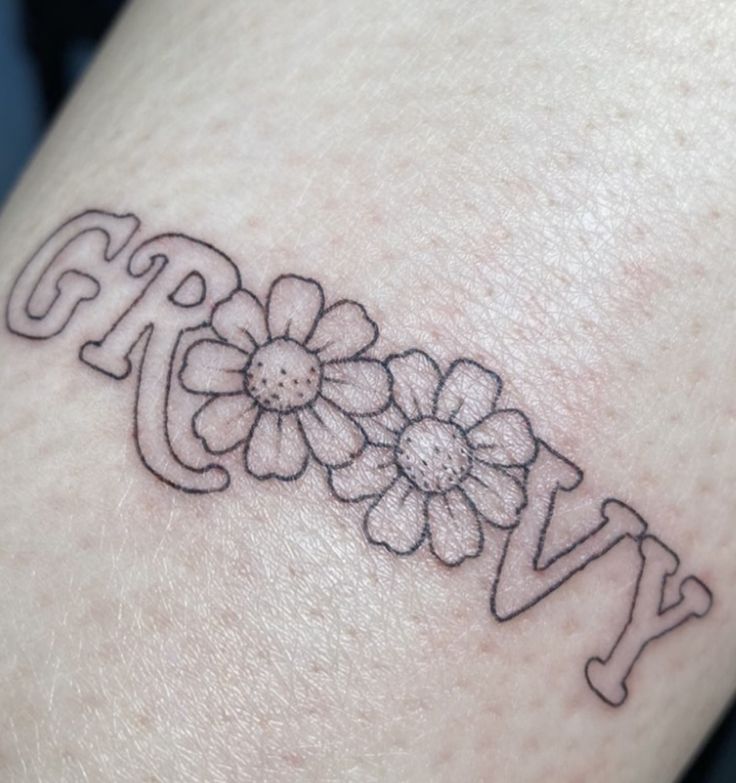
<box><xmin>1</xmin><ymin>1</ymin><xmax>734</xmax><ymax>781</ymax></box>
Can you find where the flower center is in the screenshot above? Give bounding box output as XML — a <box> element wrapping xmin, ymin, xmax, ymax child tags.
<box><xmin>245</xmin><ymin>338</ymin><xmax>322</xmax><ymax>412</ymax></box>
<box><xmin>396</xmin><ymin>418</ymin><xmax>472</xmax><ymax>494</ymax></box>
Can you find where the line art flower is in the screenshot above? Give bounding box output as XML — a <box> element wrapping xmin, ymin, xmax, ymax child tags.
<box><xmin>179</xmin><ymin>275</ymin><xmax>391</xmax><ymax>480</ymax></box>
<box><xmin>329</xmin><ymin>350</ymin><xmax>537</xmax><ymax>566</ymax></box>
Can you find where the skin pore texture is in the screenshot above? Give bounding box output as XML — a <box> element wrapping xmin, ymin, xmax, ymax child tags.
<box><xmin>0</xmin><ymin>1</ymin><xmax>735</xmax><ymax>781</ymax></box>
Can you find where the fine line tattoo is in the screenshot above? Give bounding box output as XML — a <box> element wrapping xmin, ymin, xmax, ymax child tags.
<box><xmin>5</xmin><ymin>209</ymin><xmax>714</xmax><ymax>708</ymax></box>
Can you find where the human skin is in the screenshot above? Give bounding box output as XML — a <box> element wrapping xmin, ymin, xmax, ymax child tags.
<box><xmin>1</xmin><ymin>0</ymin><xmax>735</xmax><ymax>781</ymax></box>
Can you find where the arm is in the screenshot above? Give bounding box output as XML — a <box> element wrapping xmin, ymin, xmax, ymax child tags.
<box><xmin>1</xmin><ymin>1</ymin><xmax>734</xmax><ymax>780</ymax></box>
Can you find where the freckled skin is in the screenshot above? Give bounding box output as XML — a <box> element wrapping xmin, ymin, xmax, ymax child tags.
<box><xmin>0</xmin><ymin>1</ymin><xmax>735</xmax><ymax>782</ymax></box>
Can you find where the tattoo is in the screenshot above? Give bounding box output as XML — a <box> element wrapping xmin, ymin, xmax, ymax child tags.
<box><xmin>5</xmin><ymin>209</ymin><xmax>713</xmax><ymax>707</ymax></box>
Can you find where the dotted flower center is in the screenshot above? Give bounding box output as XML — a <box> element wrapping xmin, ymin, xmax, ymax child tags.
<box><xmin>396</xmin><ymin>418</ymin><xmax>472</xmax><ymax>494</ymax></box>
<box><xmin>245</xmin><ymin>338</ymin><xmax>322</xmax><ymax>413</ymax></box>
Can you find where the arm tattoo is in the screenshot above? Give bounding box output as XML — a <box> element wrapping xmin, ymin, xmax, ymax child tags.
<box><xmin>5</xmin><ymin>209</ymin><xmax>713</xmax><ymax>708</ymax></box>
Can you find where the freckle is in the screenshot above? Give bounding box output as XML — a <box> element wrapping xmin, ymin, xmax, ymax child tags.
<box><xmin>278</xmin><ymin>381</ymin><xmax>284</xmax><ymax>387</ymax></box>
<box><xmin>257</xmin><ymin>362</ymin><xmax>263</xmax><ymax>367</ymax></box>
<box><xmin>280</xmin><ymin>368</ymin><xmax>287</xmax><ymax>375</ymax></box>
<box><xmin>293</xmin><ymin>379</ymin><xmax>299</xmax><ymax>385</ymax></box>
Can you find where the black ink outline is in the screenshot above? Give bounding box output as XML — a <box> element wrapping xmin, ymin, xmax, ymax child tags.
<box><xmin>307</xmin><ymin>299</ymin><xmax>380</xmax><ymax>359</ymax></box>
<box><xmin>426</xmin><ymin>488</ymin><xmax>485</xmax><ymax>568</ymax></box>
<box><xmin>327</xmin><ymin>443</ymin><xmax>399</xmax><ymax>503</ymax></box>
<box><xmin>179</xmin><ymin>278</ymin><xmax>393</xmax><ymax>479</ymax></box>
<box><xmin>359</xmin><ymin>402</ymin><xmax>409</xmax><ymax>449</ymax></box>
<box><xmin>386</xmin><ymin>348</ymin><xmax>443</xmax><ymax>421</ymax></box>
<box><xmin>5</xmin><ymin>209</ymin><xmax>140</xmax><ymax>339</ymax></box>
<box><xmin>244</xmin><ymin>408</ymin><xmax>311</xmax><ymax>483</ymax></box>
<box><xmin>266</xmin><ymin>274</ymin><xmax>325</xmax><ymax>345</ymax></box>
<box><xmin>211</xmin><ymin>287</ymin><xmax>268</xmax><ymax>353</ymax></box>
<box><xmin>469</xmin><ymin>407</ymin><xmax>539</xmax><ymax>469</ymax></box>
<box><xmin>191</xmin><ymin>395</ymin><xmax>259</xmax><ymax>456</ymax></box>
<box><xmin>169</xmin><ymin>271</ymin><xmax>207</xmax><ymax>308</ymax></box>
<box><xmin>295</xmin><ymin>397</ymin><xmax>369</xmax><ymax>470</ymax></box>
<box><xmin>584</xmin><ymin>534</ymin><xmax>713</xmax><ymax>707</ymax></box>
<box><xmin>5</xmin><ymin>209</ymin><xmax>715</xmax><ymax>708</ymax></box>
<box><xmin>179</xmin><ymin>337</ymin><xmax>250</xmax><ymax>399</ymax></box>
<box><xmin>77</xmin><ymin>231</ymin><xmax>242</xmax><ymax>493</ymax></box>
<box><xmin>461</xmin><ymin>463</ymin><xmax>529</xmax><ymax>531</ymax></box>
<box><xmin>363</xmin><ymin>475</ymin><xmax>430</xmax><ymax>558</ymax></box>
<box><xmin>490</xmin><ymin>443</ymin><xmax>648</xmax><ymax>622</ymax></box>
<box><xmin>321</xmin><ymin>357</ymin><xmax>393</xmax><ymax>418</ymax></box>
<box><xmin>394</xmin><ymin>417</ymin><xmax>473</xmax><ymax>491</ymax></box>
<box><xmin>433</xmin><ymin>357</ymin><xmax>503</xmax><ymax>429</ymax></box>
<box><xmin>341</xmin><ymin>356</ymin><xmax>534</xmax><ymax>566</ymax></box>
<box><xmin>244</xmin><ymin>338</ymin><xmax>325</xmax><ymax>413</ymax></box>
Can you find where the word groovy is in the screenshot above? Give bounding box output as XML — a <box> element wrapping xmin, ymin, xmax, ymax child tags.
<box><xmin>5</xmin><ymin>209</ymin><xmax>713</xmax><ymax>707</ymax></box>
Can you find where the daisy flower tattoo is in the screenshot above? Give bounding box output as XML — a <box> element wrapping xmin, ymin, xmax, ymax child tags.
<box><xmin>329</xmin><ymin>350</ymin><xmax>537</xmax><ymax>566</ymax></box>
<box><xmin>179</xmin><ymin>275</ymin><xmax>391</xmax><ymax>480</ymax></box>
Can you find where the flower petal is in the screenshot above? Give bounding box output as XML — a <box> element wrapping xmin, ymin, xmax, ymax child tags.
<box><xmin>298</xmin><ymin>396</ymin><xmax>365</xmax><ymax>466</ymax></box>
<box><xmin>212</xmin><ymin>289</ymin><xmax>268</xmax><ymax>353</ymax></box>
<box><xmin>434</xmin><ymin>359</ymin><xmax>501</xmax><ymax>430</ymax></box>
<box><xmin>329</xmin><ymin>445</ymin><xmax>398</xmax><ymax>501</ymax></box>
<box><xmin>359</xmin><ymin>404</ymin><xmax>407</xmax><ymax>447</ymax></box>
<box><xmin>321</xmin><ymin>360</ymin><xmax>391</xmax><ymax>415</ymax></box>
<box><xmin>245</xmin><ymin>412</ymin><xmax>309</xmax><ymax>480</ymax></box>
<box><xmin>306</xmin><ymin>300</ymin><xmax>379</xmax><ymax>361</ymax></box>
<box><xmin>179</xmin><ymin>339</ymin><xmax>248</xmax><ymax>395</ymax></box>
<box><xmin>193</xmin><ymin>394</ymin><xmax>258</xmax><ymax>454</ymax></box>
<box><xmin>462</xmin><ymin>461</ymin><xmax>526</xmax><ymax>528</ymax></box>
<box><xmin>387</xmin><ymin>350</ymin><xmax>441</xmax><ymax>421</ymax></box>
<box><xmin>427</xmin><ymin>489</ymin><xmax>483</xmax><ymax>566</ymax></box>
<box><xmin>267</xmin><ymin>275</ymin><xmax>324</xmax><ymax>342</ymax></box>
<box><xmin>364</xmin><ymin>476</ymin><xmax>427</xmax><ymax>555</ymax></box>
<box><xmin>469</xmin><ymin>409</ymin><xmax>537</xmax><ymax>467</ymax></box>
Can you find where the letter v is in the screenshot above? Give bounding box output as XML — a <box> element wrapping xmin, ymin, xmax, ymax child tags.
<box><xmin>491</xmin><ymin>440</ymin><xmax>647</xmax><ymax>621</ymax></box>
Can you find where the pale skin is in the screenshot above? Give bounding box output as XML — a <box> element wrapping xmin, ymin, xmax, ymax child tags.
<box><xmin>1</xmin><ymin>1</ymin><xmax>735</xmax><ymax>781</ymax></box>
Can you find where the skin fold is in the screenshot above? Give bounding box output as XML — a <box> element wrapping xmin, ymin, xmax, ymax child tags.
<box><xmin>0</xmin><ymin>1</ymin><xmax>735</xmax><ymax>781</ymax></box>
